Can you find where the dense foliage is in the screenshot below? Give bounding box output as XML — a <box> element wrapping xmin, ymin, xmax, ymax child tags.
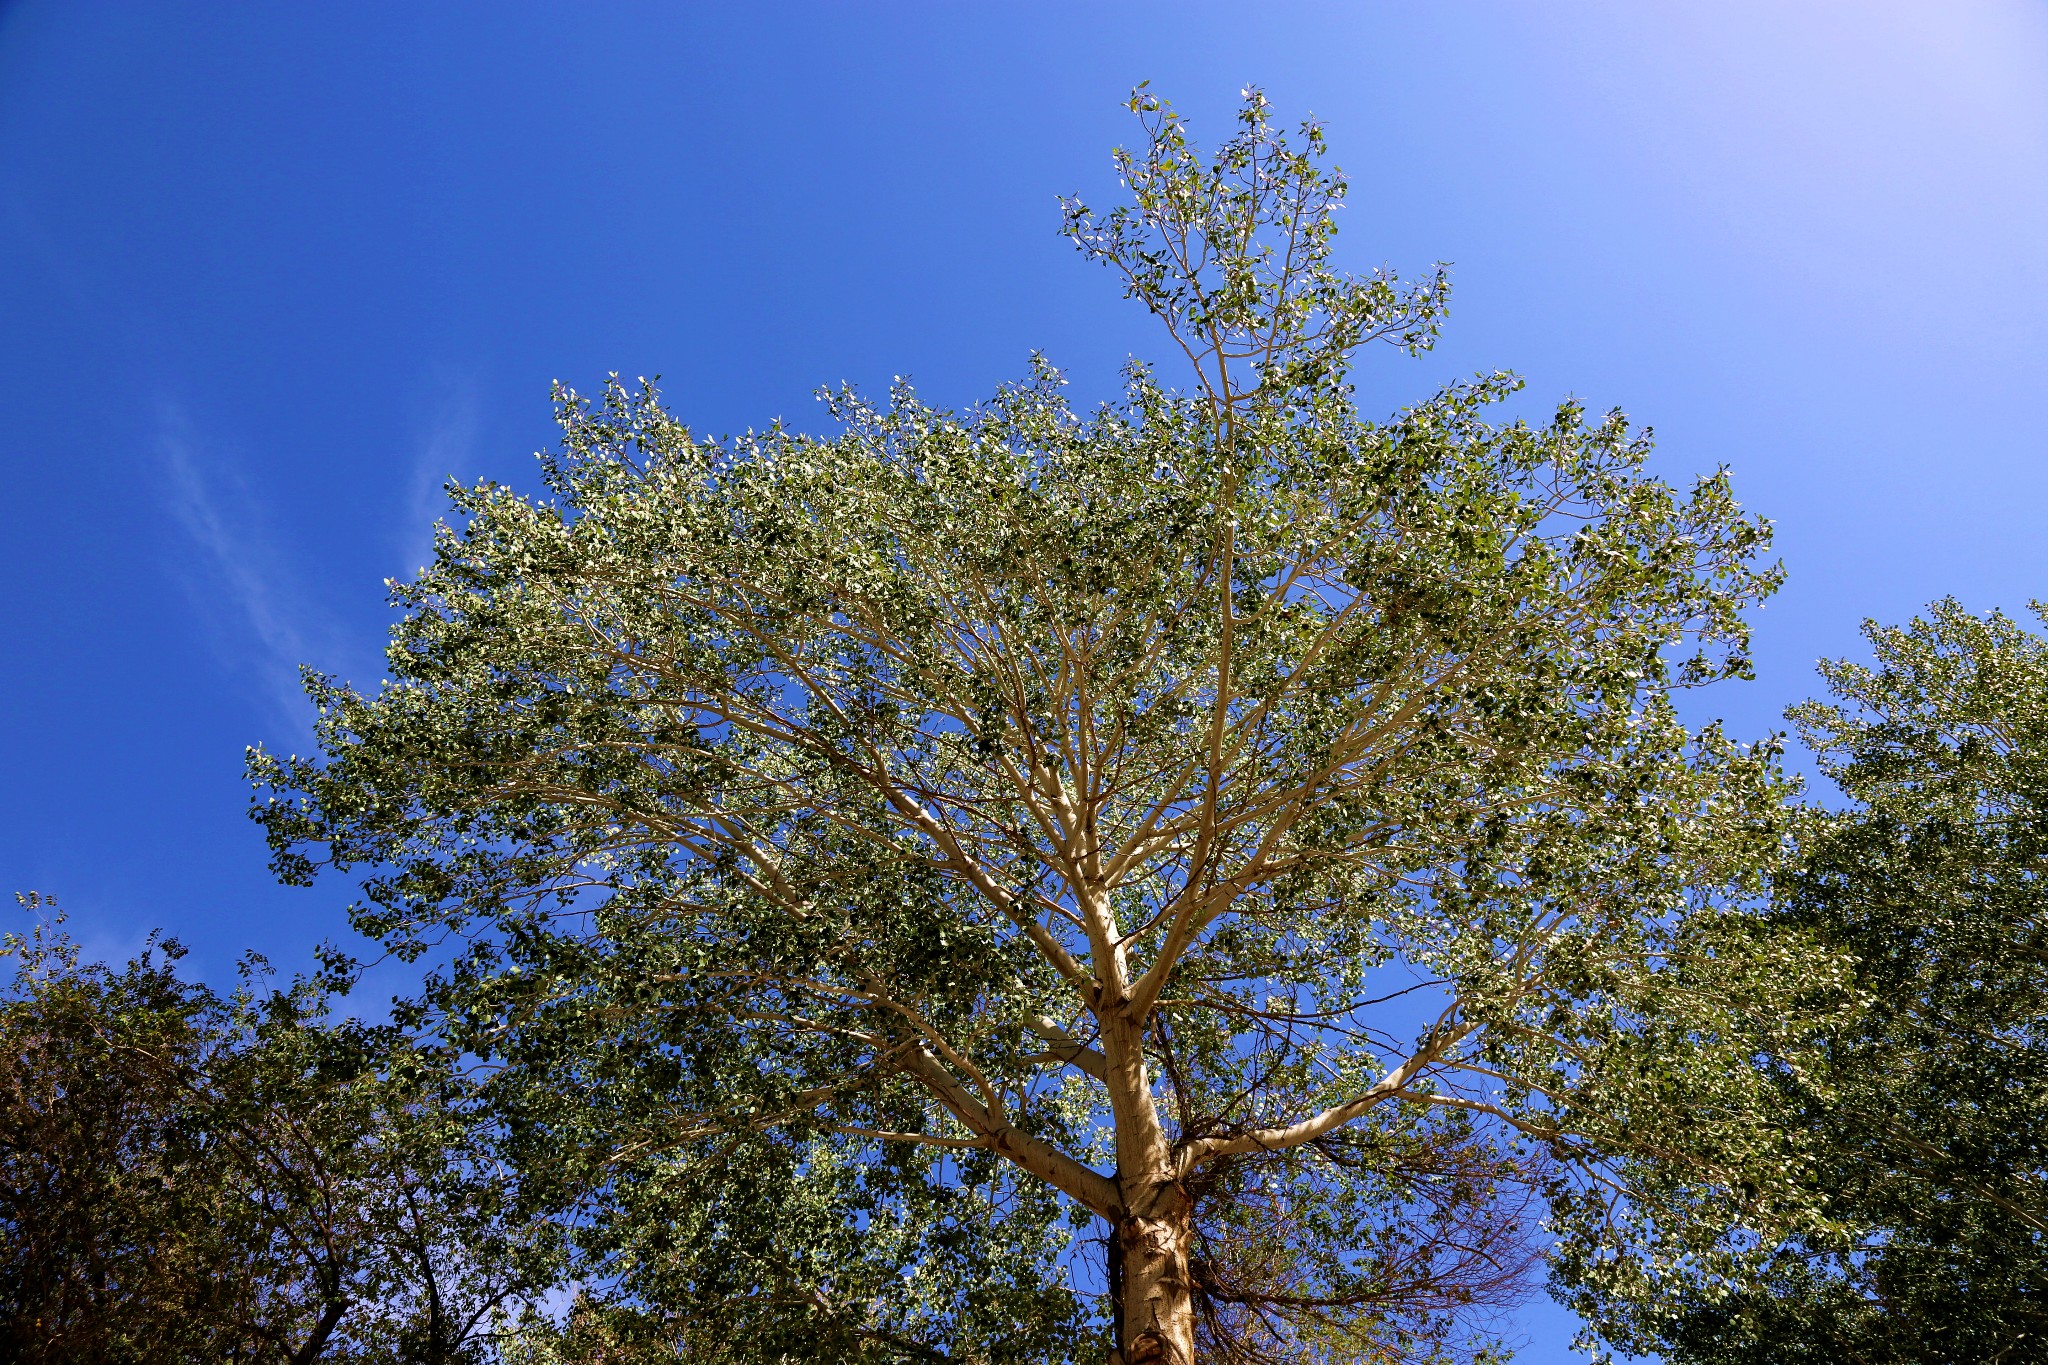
<box><xmin>248</xmin><ymin>91</ymin><xmax>1837</xmax><ymax>1364</ymax></box>
<box><xmin>0</xmin><ymin>905</ymin><xmax>558</xmax><ymax>1364</ymax></box>
<box><xmin>1614</xmin><ymin>602</ymin><xmax>2048</xmax><ymax>1362</ymax></box>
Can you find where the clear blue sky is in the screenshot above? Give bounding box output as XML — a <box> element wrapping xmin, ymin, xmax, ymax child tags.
<box><xmin>4</xmin><ymin>3</ymin><xmax>2044</xmax><ymax>1357</ymax></box>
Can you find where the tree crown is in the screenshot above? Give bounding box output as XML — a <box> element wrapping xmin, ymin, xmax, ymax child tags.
<box><xmin>255</xmin><ymin>90</ymin><xmax>1817</xmax><ymax>1364</ymax></box>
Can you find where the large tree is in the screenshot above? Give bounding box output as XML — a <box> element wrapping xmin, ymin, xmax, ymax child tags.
<box><xmin>256</xmin><ymin>91</ymin><xmax>1828</xmax><ymax>1363</ymax></box>
<box><xmin>1618</xmin><ymin>601</ymin><xmax>2048</xmax><ymax>1363</ymax></box>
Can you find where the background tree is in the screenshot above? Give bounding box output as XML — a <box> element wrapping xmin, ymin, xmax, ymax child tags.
<box><xmin>0</xmin><ymin>904</ymin><xmax>560</xmax><ymax>1364</ymax></box>
<box><xmin>255</xmin><ymin>90</ymin><xmax>1832</xmax><ymax>1364</ymax></box>
<box><xmin>2</xmin><ymin>905</ymin><xmax>226</xmax><ymax>1363</ymax></box>
<box><xmin>1605</xmin><ymin>601</ymin><xmax>2048</xmax><ymax>1363</ymax></box>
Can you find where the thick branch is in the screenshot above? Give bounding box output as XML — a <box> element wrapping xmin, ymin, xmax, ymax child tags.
<box><xmin>1177</xmin><ymin>1020</ymin><xmax>1476</xmax><ymax>1175</ymax></box>
<box><xmin>1024</xmin><ymin>1014</ymin><xmax>1109</xmax><ymax>1082</ymax></box>
<box><xmin>898</xmin><ymin>1044</ymin><xmax>1121</xmax><ymax>1216</ymax></box>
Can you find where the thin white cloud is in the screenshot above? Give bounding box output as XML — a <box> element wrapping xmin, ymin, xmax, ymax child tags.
<box><xmin>72</xmin><ymin>916</ymin><xmax>159</xmax><ymax>973</ymax></box>
<box><xmin>400</xmin><ymin>375</ymin><xmax>482</xmax><ymax>584</ymax></box>
<box><xmin>156</xmin><ymin>403</ymin><xmax>341</xmax><ymax>736</ymax></box>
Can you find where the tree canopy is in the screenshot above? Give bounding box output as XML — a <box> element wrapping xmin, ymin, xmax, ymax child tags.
<box><xmin>1620</xmin><ymin>601</ymin><xmax>2048</xmax><ymax>1363</ymax></box>
<box><xmin>253</xmin><ymin>90</ymin><xmax>1835</xmax><ymax>1364</ymax></box>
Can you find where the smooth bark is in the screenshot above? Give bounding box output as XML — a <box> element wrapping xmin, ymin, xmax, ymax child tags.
<box><xmin>1115</xmin><ymin>1184</ymin><xmax>1196</xmax><ymax>1365</ymax></box>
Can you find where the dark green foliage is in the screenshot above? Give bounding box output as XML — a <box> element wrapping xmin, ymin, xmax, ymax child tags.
<box><xmin>1587</xmin><ymin>601</ymin><xmax>2048</xmax><ymax>1361</ymax></box>
<box><xmin>0</xmin><ymin>906</ymin><xmax>560</xmax><ymax>1364</ymax></box>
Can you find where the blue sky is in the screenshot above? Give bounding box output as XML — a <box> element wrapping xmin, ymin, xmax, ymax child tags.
<box><xmin>3</xmin><ymin>3</ymin><xmax>2045</xmax><ymax>1356</ymax></box>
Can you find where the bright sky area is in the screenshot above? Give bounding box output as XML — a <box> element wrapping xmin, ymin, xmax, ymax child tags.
<box><xmin>3</xmin><ymin>3</ymin><xmax>2045</xmax><ymax>1358</ymax></box>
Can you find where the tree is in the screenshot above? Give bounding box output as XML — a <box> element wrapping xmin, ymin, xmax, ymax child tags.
<box><xmin>254</xmin><ymin>90</ymin><xmax>1828</xmax><ymax>1363</ymax></box>
<box><xmin>0</xmin><ymin>904</ymin><xmax>560</xmax><ymax>1364</ymax></box>
<box><xmin>2</xmin><ymin>907</ymin><xmax>227</xmax><ymax>1362</ymax></box>
<box><xmin>1622</xmin><ymin>601</ymin><xmax>2048</xmax><ymax>1363</ymax></box>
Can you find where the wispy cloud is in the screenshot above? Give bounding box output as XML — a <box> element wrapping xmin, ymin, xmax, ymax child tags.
<box><xmin>399</xmin><ymin>375</ymin><xmax>482</xmax><ymax>584</ymax></box>
<box><xmin>72</xmin><ymin>914</ymin><xmax>161</xmax><ymax>973</ymax></box>
<box><xmin>156</xmin><ymin>403</ymin><xmax>343</xmax><ymax>736</ymax></box>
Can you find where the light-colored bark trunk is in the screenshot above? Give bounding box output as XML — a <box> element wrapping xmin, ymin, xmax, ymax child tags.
<box><xmin>1096</xmin><ymin>996</ymin><xmax>1197</xmax><ymax>1365</ymax></box>
<box><xmin>1115</xmin><ymin>1183</ymin><xmax>1196</xmax><ymax>1365</ymax></box>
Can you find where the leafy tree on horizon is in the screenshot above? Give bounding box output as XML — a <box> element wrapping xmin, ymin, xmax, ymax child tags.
<box><xmin>254</xmin><ymin>89</ymin><xmax>1842</xmax><ymax>1363</ymax></box>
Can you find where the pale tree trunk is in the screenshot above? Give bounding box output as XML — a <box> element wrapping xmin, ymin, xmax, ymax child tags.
<box><xmin>1114</xmin><ymin>1180</ymin><xmax>1196</xmax><ymax>1365</ymax></box>
<box><xmin>1097</xmin><ymin>998</ymin><xmax>1198</xmax><ymax>1365</ymax></box>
